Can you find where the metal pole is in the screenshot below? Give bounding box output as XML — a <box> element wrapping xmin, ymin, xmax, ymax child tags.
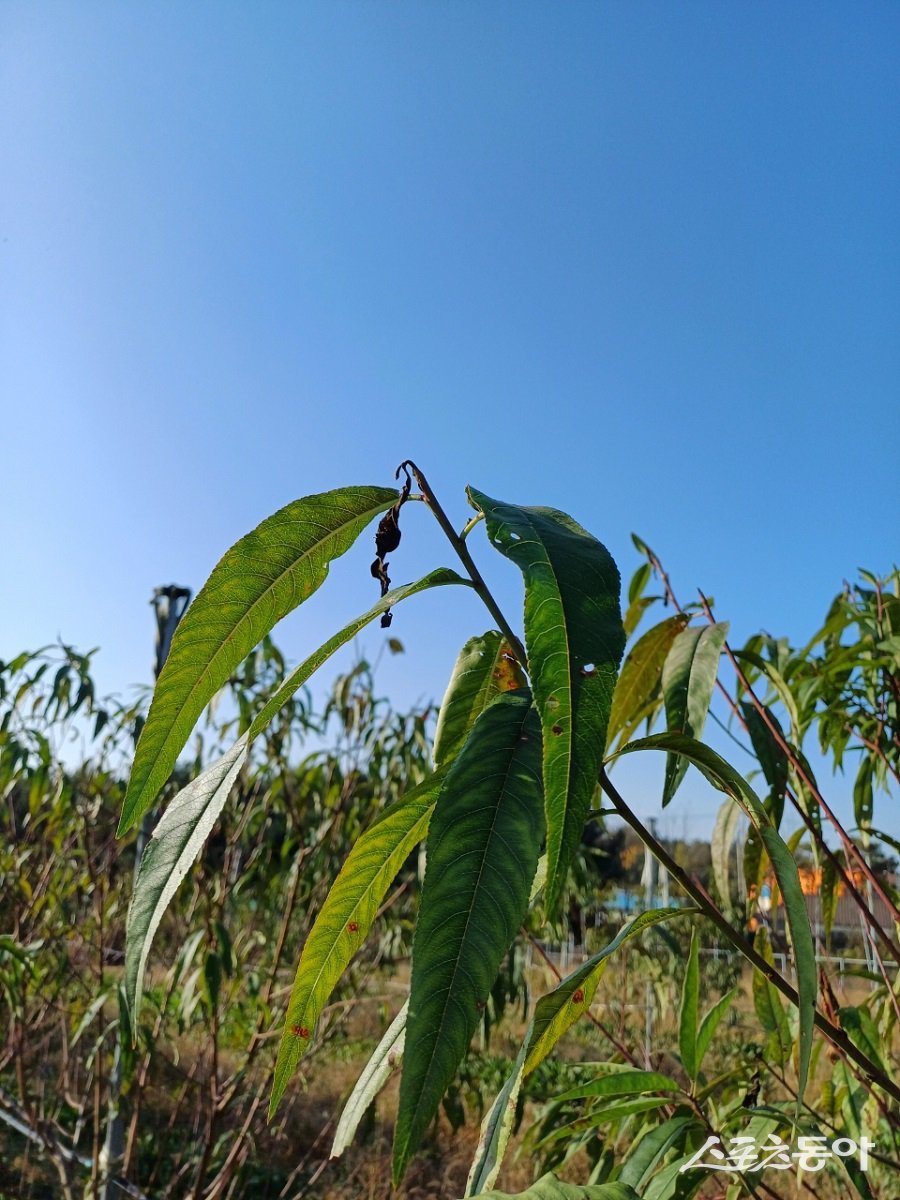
<box><xmin>644</xmin><ymin>981</ymin><xmax>653</xmax><ymax>1068</ymax></box>
<box><xmin>641</xmin><ymin>818</ymin><xmax>658</xmax><ymax>911</ymax></box>
<box><xmin>97</xmin><ymin>585</ymin><xmax>190</xmax><ymax>1200</ymax></box>
<box><xmin>134</xmin><ymin>586</ymin><xmax>191</xmax><ymax>864</ymax></box>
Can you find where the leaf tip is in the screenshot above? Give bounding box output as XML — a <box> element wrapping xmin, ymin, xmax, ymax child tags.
<box><xmin>391</xmin><ymin>1141</ymin><xmax>410</xmax><ymax>1188</ymax></box>
<box><xmin>268</xmin><ymin>1069</ymin><xmax>289</xmax><ymax>1122</ymax></box>
<box><xmin>116</xmin><ymin>804</ymin><xmax>136</xmax><ymax>838</ymax></box>
<box><xmin>544</xmin><ymin>867</ymin><xmax>564</xmax><ymax>916</ymax></box>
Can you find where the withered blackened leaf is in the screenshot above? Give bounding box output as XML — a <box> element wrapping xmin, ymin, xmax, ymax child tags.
<box><xmin>375</xmin><ymin>510</ymin><xmax>403</xmax><ymax>559</ymax></box>
<box><xmin>371</xmin><ymin>467</ymin><xmax>413</xmax><ymax>620</ymax></box>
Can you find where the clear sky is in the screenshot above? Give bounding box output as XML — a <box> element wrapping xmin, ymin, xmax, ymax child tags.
<box><xmin>2</xmin><ymin>2</ymin><xmax>898</xmax><ymax>839</ymax></box>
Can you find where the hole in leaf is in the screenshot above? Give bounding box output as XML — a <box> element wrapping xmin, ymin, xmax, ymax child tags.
<box><xmin>581</xmin><ymin>663</ymin><xmax>596</xmax><ymax>676</ymax></box>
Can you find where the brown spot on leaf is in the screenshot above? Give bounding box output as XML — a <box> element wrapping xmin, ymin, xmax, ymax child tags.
<box><xmin>494</xmin><ymin>646</ymin><xmax>525</xmax><ymax>693</ymax></box>
<box><xmin>572</xmin><ymin>988</ymin><xmax>585</xmax><ymax>1004</ymax></box>
<box><xmin>551</xmin><ymin>724</ymin><xmax>563</xmax><ymax>736</ymax></box>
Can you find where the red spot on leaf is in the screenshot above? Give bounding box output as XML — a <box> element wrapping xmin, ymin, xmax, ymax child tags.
<box><xmin>291</xmin><ymin>1025</ymin><xmax>310</xmax><ymax>1039</ymax></box>
<box><xmin>348</xmin><ymin>921</ymin><xmax>359</xmax><ymax>933</ymax></box>
<box><xmin>573</xmin><ymin>989</ymin><xmax>585</xmax><ymax>1004</ymax></box>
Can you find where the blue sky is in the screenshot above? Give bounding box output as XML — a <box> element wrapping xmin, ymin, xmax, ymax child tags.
<box><xmin>2</xmin><ymin>2</ymin><xmax>898</xmax><ymax>839</ymax></box>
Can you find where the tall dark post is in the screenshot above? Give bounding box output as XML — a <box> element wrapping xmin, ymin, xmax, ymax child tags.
<box><xmin>98</xmin><ymin>584</ymin><xmax>191</xmax><ymax>1200</ymax></box>
<box><xmin>134</xmin><ymin>586</ymin><xmax>192</xmax><ymax>865</ymax></box>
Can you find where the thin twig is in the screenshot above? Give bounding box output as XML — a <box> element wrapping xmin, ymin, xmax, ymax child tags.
<box><xmin>397</xmin><ymin>460</ymin><xmax>528</xmax><ymax>667</ymax></box>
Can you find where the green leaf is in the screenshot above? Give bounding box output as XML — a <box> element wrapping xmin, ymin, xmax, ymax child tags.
<box><xmin>468</xmin><ymin>487</ymin><xmax>625</xmax><ymax>908</ymax></box>
<box><xmin>524</xmin><ymin>907</ymin><xmax>689</xmax><ymax>1076</ymax></box>
<box><xmin>556</xmin><ymin>1070</ymin><xmax>680</xmax><ymax>1103</ymax></box>
<box><xmin>202</xmin><ymin>951</ymin><xmax>222</xmax><ymax>1011</ymax></box>
<box><xmin>71</xmin><ymin>988</ymin><xmax>116</xmax><ymax>1047</ymax></box>
<box><xmin>607</xmin><ymin>616</ymin><xmax>689</xmax><ymax>751</ymax></box>
<box><xmin>839</xmin><ymin>1004</ymin><xmax>885</xmax><ymax>1072</ymax></box>
<box><xmin>835</xmin><ymin>1058</ymin><xmax>866</xmax><ymax>1142</ymax></box>
<box><xmin>623</xmin><ymin>595</ymin><xmax>658</xmax><ymax>639</ymax></box>
<box><xmin>618</xmin><ymin>1117</ymin><xmax>697</xmax><ymax>1190</ymax></box>
<box><xmin>678</xmin><ymin>929</ymin><xmax>699</xmax><ymax>1084</ymax></box>
<box><xmin>628</xmin><ymin>562</ymin><xmax>653</xmax><ymax>606</ymax></box>
<box><xmin>695</xmin><ymin>988</ymin><xmax>736</xmax><ymax>1077</ymax></box>
<box><xmin>125</xmin><ymin>734</ymin><xmax>249</xmax><ymax>1022</ymax></box>
<box><xmin>733</xmin><ymin>649</ymin><xmax>801</xmax><ymax>742</ymax></box>
<box><xmin>740</xmin><ymin>701</ymin><xmax>788</xmax><ymax>825</ymax></box>
<box><xmin>820</xmin><ymin>852</ymin><xmax>845</xmax><ymax>947</ymax></box>
<box><xmin>642</xmin><ymin>1156</ymin><xmax>698</xmax><ymax>1200</ymax></box>
<box><xmin>214</xmin><ymin>920</ymin><xmax>233</xmax><ymax>976</ymax></box>
<box><xmin>393</xmin><ymin>692</ymin><xmax>544</xmax><ymax>1183</ymax></box>
<box><xmin>743</xmin><ymin>824</ymin><xmax>765</xmax><ymax>900</ymax></box>
<box><xmin>622</xmin><ymin>561</ymin><xmax>657</xmax><ymax>638</ymax></box>
<box><xmin>433</xmin><ymin>630</ymin><xmax>527</xmax><ymax>768</ymax></box>
<box><xmin>468</xmin><ymin>1175</ymin><xmax>639</xmax><ymax>1200</ymax></box>
<box><xmin>0</xmin><ymin>936</ymin><xmax>41</xmax><ymax>966</ymax></box>
<box><xmin>465</xmin><ymin>1039</ymin><xmax>529</xmax><ymax>1197</ymax></box>
<box><xmin>250</xmin><ymin>568</ymin><xmax>469</xmax><ymax>738</ymax></box>
<box><xmin>660</xmin><ymin>622</ymin><xmax>728</xmax><ymax>805</ymax></box>
<box><xmin>465</xmin><ymin>909</ymin><xmax>688</xmax><ymax>1196</ymax></box>
<box><xmin>617</xmin><ymin>732</ymin><xmax>816</xmax><ymax>1105</ymax></box>
<box><xmin>711</xmin><ymin>798</ymin><xmax>742</xmax><ymax>909</ymax></box>
<box><xmin>270</xmin><ymin>769</ymin><xmax>445</xmax><ymax>1117</ymax></box>
<box><xmin>868</xmin><ymin>826</ymin><xmax>900</xmax><ymax>858</ymax></box>
<box><xmin>752</xmin><ymin>927</ymin><xmax>791</xmax><ymax>1064</ymax></box>
<box><xmin>331</xmin><ymin>1001</ymin><xmax>407</xmax><ymax>1159</ymax></box>
<box><xmin>119</xmin><ymin>486</ymin><xmax>398</xmax><ymax>834</ymax></box>
<box><xmin>538</xmin><ymin>1097</ymin><xmax>677</xmax><ymax>1145</ymax></box>
<box><xmin>129</xmin><ymin>572</ymin><xmax>466</xmax><ymax>1035</ymax></box>
<box><xmin>853</xmin><ymin>756</ymin><xmax>874</xmax><ymax>831</ymax></box>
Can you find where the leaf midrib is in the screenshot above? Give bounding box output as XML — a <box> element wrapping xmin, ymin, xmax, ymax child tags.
<box><xmin>507</xmin><ymin>509</ymin><xmax>574</xmax><ymax>865</ymax></box>
<box><xmin>129</xmin><ymin>739</ymin><xmax>247</xmax><ymax>1014</ymax></box>
<box><xmin>295</xmin><ymin>802</ymin><xmax>433</xmax><ymax>1020</ymax></box>
<box><xmin>402</xmin><ymin>725</ymin><xmax>531</xmax><ymax>1154</ymax></box>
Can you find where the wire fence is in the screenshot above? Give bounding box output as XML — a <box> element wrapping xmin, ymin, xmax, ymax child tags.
<box><xmin>530</xmin><ymin>938</ymin><xmax>898</xmax><ymax>978</ymax></box>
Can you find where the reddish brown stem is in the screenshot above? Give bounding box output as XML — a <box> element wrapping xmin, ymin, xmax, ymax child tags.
<box><xmin>698</xmin><ymin>589</ymin><xmax>900</xmax><ymax>928</ymax></box>
<box><xmin>600</xmin><ymin>767</ymin><xmax>900</xmax><ymax>1107</ymax></box>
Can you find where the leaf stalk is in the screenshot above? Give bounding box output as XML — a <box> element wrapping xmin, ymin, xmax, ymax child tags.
<box><xmin>396</xmin><ymin>460</ymin><xmax>528</xmax><ymax>667</ymax></box>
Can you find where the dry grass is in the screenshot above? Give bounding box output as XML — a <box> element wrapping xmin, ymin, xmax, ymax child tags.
<box><xmin>3</xmin><ymin>955</ymin><xmax>891</xmax><ymax>1199</ymax></box>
